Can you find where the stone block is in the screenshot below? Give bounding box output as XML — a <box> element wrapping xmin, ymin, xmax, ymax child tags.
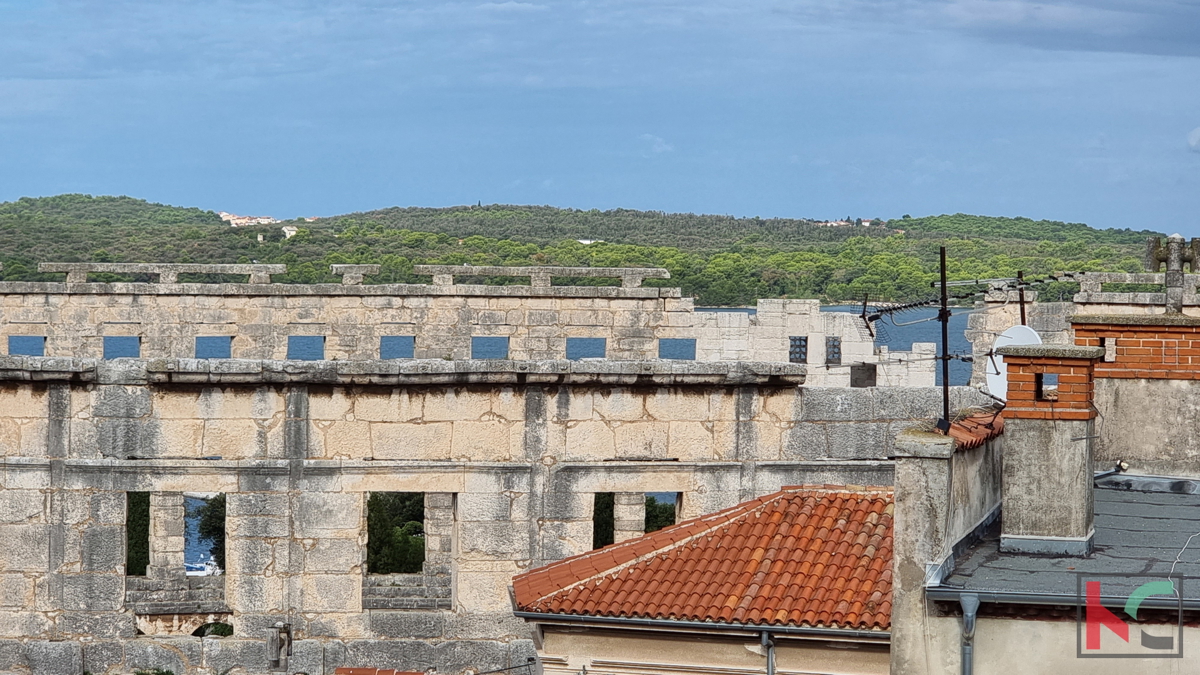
<box><xmin>202</xmin><ymin>418</ymin><xmax>266</xmax><ymax>459</ymax></box>
<box><xmin>0</xmin><ymin>490</ymin><xmax>44</xmax><ymax>523</ymax></box>
<box><xmin>0</xmin><ymin>524</ymin><xmax>50</xmax><ymax>571</ymax></box>
<box><xmin>26</xmin><ymin>641</ymin><xmax>82</xmax><ymax>675</ymax></box>
<box><xmin>800</xmin><ymin>389</ymin><xmax>874</xmax><ymax>421</ymax></box>
<box><xmin>613</xmin><ymin>421</ymin><xmax>669</xmax><ymax>459</ymax></box>
<box><xmin>123</xmin><ymin>638</ymin><xmax>201</xmax><ymax>675</ymax></box>
<box><xmin>592</xmin><ymin>390</ymin><xmax>646</xmax><ymax>421</ymax></box>
<box><xmin>308</xmin><ymin>388</ymin><xmax>353</xmax><ymax>420</ymax></box>
<box><xmin>370</xmin><ymin>610</ymin><xmax>447</xmax><ymax>638</ymax></box>
<box><xmin>563</xmin><ymin>420</ymin><xmax>616</xmax><ymax>460</ymax></box>
<box><xmin>82</xmin><ymin>640</ymin><xmax>124</xmax><ymax>675</ymax></box>
<box><xmin>90</xmin><ymin>491</ymin><xmax>126</xmax><ymax>524</ymax></box>
<box><xmin>57</xmin><ymin>612</ymin><xmax>137</xmax><ymax>639</ymax></box>
<box><xmin>423</xmin><ymin>390</ymin><xmax>492</xmax><ymax>422</ymax></box>
<box><xmin>371</xmin><ymin>422</ymin><xmax>452</xmax><ymax>460</ymax></box>
<box><xmin>93</xmin><ymin>386</ymin><xmax>152</xmax><ymax>419</ymax></box>
<box><xmin>782</xmin><ymin>422</ymin><xmax>830</xmax><ymax>460</ymax></box>
<box><xmin>81</xmin><ymin>525</ymin><xmax>125</xmax><ymax>572</ymax></box>
<box><xmin>459</xmin><ymin>521</ymin><xmax>530</xmax><ymax>558</ymax></box>
<box><xmin>59</xmin><ymin>574</ymin><xmax>124</xmax><ymax>611</ymax></box>
<box><xmin>227</xmin><ymin>492</ymin><xmax>289</xmax><ymax>517</ymax></box>
<box><xmin>300</xmin><ymin>573</ymin><xmax>362</xmax><ymax>612</ymax></box>
<box><xmin>228</xmin><ymin>515</ymin><xmax>290</xmax><ymax>538</ymax></box>
<box><xmin>0</xmin><ymin>574</ymin><xmax>33</xmax><ymax>609</ymax></box>
<box><xmin>646</xmin><ymin>389</ymin><xmax>709</xmax><ymax>421</ymax></box>
<box><xmin>450</xmin><ymin>420</ymin><xmax>519</xmax><ymax>461</ymax></box>
<box><xmin>226</xmin><ymin>574</ymin><xmax>285</xmax><ymax>614</ymax></box>
<box><xmin>315</xmin><ymin>420</ymin><xmax>373</xmax><ymax>459</ymax></box>
<box><xmin>294</xmin><ymin>492</ymin><xmax>362</xmax><ymax>537</ymax></box>
<box><xmin>353</xmin><ymin>390</ymin><xmax>423</xmax><ymax>423</ymax></box>
<box><xmin>825</xmin><ymin>422</ymin><xmax>889</xmax><ymax>459</ymax></box>
<box><xmin>667</xmin><ymin>421</ymin><xmax>715</xmax><ymax>461</ymax></box>
<box><xmin>303</xmin><ymin>538</ymin><xmax>363</xmax><ymax>573</ymax></box>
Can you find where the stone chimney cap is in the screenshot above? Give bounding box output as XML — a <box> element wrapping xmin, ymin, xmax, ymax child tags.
<box><xmin>995</xmin><ymin>344</ymin><xmax>1104</xmax><ymax>359</ymax></box>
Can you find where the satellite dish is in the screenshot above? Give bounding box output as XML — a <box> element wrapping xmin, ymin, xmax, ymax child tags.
<box><xmin>986</xmin><ymin>325</ymin><xmax>1042</xmax><ymax>402</ymax></box>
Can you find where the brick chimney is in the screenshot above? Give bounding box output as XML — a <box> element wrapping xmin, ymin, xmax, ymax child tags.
<box><xmin>996</xmin><ymin>344</ymin><xmax>1104</xmax><ymax>556</ymax></box>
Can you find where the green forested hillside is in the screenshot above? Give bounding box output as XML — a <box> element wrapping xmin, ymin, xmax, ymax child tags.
<box><xmin>0</xmin><ymin>195</ymin><xmax>1160</xmax><ymax>305</ymax></box>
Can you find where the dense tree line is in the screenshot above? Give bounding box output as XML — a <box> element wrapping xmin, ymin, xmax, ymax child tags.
<box><xmin>0</xmin><ymin>195</ymin><xmax>1159</xmax><ymax>305</ymax></box>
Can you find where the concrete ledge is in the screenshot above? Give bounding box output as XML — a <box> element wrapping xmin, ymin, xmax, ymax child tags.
<box><xmin>1071</xmin><ymin>313</ymin><xmax>1200</xmax><ymax>326</ymax></box>
<box><xmin>0</xmin><ymin>356</ymin><xmax>96</xmax><ymax>382</ymax></box>
<box><xmin>995</xmin><ymin>345</ymin><xmax>1105</xmax><ymax>359</ymax></box>
<box><xmin>1000</xmin><ymin>532</ymin><xmax>1094</xmax><ymax>556</ymax></box>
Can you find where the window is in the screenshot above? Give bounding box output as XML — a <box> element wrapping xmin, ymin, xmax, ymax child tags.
<box><xmin>644</xmin><ymin>492</ymin><xmax>679</xmax><ymax>533</ymax></box>
<box><xmin>825</xmin><ymin>336</ymin><xmax>842</xmax><ymax>365</ymax></box>
<box><xmin>850</xmin><ymin>363</ymin><xmax>877</xmax><ymax>388</ymax></box>
<box><xmin>566</xmin><ymin>337</ymin><xmax>606</xmax><ymax>360</ymax></box>
<box><xmin>287</xmin><ymin>336</ymin><xmax>325</xmax><ymax>360</ymax></box>
<box><xmin>126</xmin><ymin>492</ymin><xmax>150</xmax><ymax>576</ymax></box>
<box><xmin>471</xmin><ymin>336</ymin><xmax>509</xmax><ymax>359</ymax></box>
<box><xmin>195</xmin><ymin>336</ymin><xmax>233</xmax><ymax>359</ymax></box>
<box><xmin>186</xmin><ymin>493</ymin><xmax>226</xmax><ymax>574</ymax></box>
<box><xmin>592</xmin><ymin>493</ymin><xmax>615</xmax><ymax>549</ymax></box>
<box><xmin>380</xmin><ymin>336</ymin><xmax>416</xmax><ymax>360</ymax></box>
<box><xmin>658</xmin><ymin>338</ymin><xmax>696</xmax><ymax>360</ymax></box>
<box><xmin>367</xmin><ymin>493</ymin><xmax>426</xmax><ymax>574</ymax></box>
<box><xmin>8</xmin><ymin>336</ymin><xmax>45</xmax><ymax>356</ymax></box>
<box><xmin>103</xmin><ymin>336</ymin><xmax>140</xmax><ymax>359</ymax></box>
<box><xmin>1036</xmin><ymin>373</ymin><xmax>1059</xmax><ymax>401</ymax></box>
<box><xmin>788</xmin><ymin>336</ymin><xmax>808</xmax><ymax>364</ymax></box>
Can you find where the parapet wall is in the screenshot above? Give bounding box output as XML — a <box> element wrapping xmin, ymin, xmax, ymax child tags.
<box><xmin>0</xmin><ymin>264</ymin><xmax>934</xmax><ymax>387</ymax></box>
<box><xmin>0</xmin><ymin>355</ymin><xmax>988</xmax><ymax>675</ymax></box>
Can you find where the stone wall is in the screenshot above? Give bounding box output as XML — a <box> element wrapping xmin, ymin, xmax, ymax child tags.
<box><xmin>0</xmin><ymin>356</ymin><xmax>989</xmax><ymax>675</ymax></box>
<box><xmin>0</xmin><ymin>272</ymin><xmax>933</xmax><ymax>386</ymax></box>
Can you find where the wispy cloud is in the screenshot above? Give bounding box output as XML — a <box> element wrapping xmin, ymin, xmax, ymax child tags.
<box><xmin>639</xmin><ymin>133</ymin><xmax>673</xmax><ymax>154</ymax></box>
<box><xmin>1189</xmin><ymin>128</ymin><xmax>1200</xmax><ymax>153</ymax></box>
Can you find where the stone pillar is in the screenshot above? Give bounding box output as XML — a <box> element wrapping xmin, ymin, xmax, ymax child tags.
<box><xmin>612</xmin><ymin>493</ymin><xmax>645</xmax><ymax>543</ymax></box>
<box><xmin>890</xmin><ymin>431</ymin><xmax>956</xmax><ymax>675</ymax></box>
<box><xmin>148</xmin><ymin>492</ymin><xmax>185</xmax><ymax>580</ymax></box>
<box><xmin>996</xmin><ymin>344</ymin><xmax>1103</xmax><ymax>556</ymax></box>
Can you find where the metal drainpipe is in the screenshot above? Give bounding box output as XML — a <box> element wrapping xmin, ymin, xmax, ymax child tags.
<box><xmin>761</xmin><ymin>631</ymin><xmax>776</xmax><ymax>675</ymax></box>
<box><xmin>960</xmin><ymin>594</ymin><xmax>980</xmax><ymax>675</ymax></box>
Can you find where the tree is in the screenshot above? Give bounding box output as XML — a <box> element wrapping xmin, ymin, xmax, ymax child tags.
<box><xmin>194</xmin><ymin>494</ymin><xmax>227</xmax><ymax>570</ymax></box>
<box><xmin>367</xmin><ymin>493</ymin><xmax>425</xmax><ymax>574</ymax></box>
<box><xmin>644</xmin><ymin>496</ymin><xmax>676</xmax><ymax>533</ymax></box>
<box><xmin>126</xmin><ymin>492</ymin><xmax>150</xmax><ymax>576</ymax></box>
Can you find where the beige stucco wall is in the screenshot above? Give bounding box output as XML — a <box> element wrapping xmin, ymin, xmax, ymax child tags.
<box><xmin>539</xmin><ymin>626</ymin><xmax>889</xmax><ymax>675</ymax></box>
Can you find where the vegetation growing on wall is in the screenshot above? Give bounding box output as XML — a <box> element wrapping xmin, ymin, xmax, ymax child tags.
<box><xmin>366</xmin><ymin>493</ymin><xmax>426</xmax><ymax>574</ymax></box>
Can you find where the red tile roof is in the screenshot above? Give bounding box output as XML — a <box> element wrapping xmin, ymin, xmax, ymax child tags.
<box><xmin>950</xmin><ymin>413</ymin><xmax>1004</xmax><ymax>450</ymax></box>
<box><xmin>513</xmin><ymin>485</ymin><xmax>892</xmax><ymax>631</ymax></box>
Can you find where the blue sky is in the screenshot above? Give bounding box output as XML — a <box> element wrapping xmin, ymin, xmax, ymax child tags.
<box><xmin>1</xmin><ymin>0</ymin><xmax>1198</xmax><ymax>231</ymax></box>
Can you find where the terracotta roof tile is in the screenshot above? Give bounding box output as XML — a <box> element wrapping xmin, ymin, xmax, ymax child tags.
<box><xmin>950</xmin><ymin>412</ymin><xmax>1004</xmax><ymax>450</ymax></box>
<box><xmin>512</xmin><ymin>485</ymin><xmax>893</xmax><ymax>631</ymax></box>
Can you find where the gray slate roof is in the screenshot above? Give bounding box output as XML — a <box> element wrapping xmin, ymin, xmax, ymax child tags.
<box><xmin>933</xmin><ymin>484</ymin><xmax>1200</xmax><ymax>606</ymax></box>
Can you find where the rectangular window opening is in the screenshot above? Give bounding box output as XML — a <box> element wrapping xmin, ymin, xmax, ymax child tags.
<box><xmin>658</xmin><ymin>338</ymin><xmax>696</xmax><ymax>361</ymax></box>
<box><xmin>1036</xmin><ymin>373</ymin><xmax>1059</xmax><ymax>401</ymax></box>
<box><xmin>825</xmin><ymin>336</ymin><xmax>842</xmax><ymax>365</ymax></box>
<box><xmin>185</xmin><ymin>492</ymin><xmax>226</xmax><ymax>575</ymax></box>
<box><xmin>850</xmin><ymin>363</ymin><xmax>878</xmax><ymax>388</ymax></box>
<box><xmin>8</xmin><ymin>336</ymin><xmax>45</xmax><ymax>357</ymax></box>
<box><xmin>592</xmin><ymin>493</ymin><xmax>614</xmax><ymax>549</ymax></box>
<box><xmin>788</xmin><ymin>336</ymin><xmax>808</xmax><ymax>364</ymax></box>
<box><xmin>471</xmin><ymin>336</ymin><xmax>509</xmax><ymax>360</ymax></box>
<box><xmin>287</xmin><ymin>335</ymin><xmax>326</xmax><ymax>360</ymax></box>
<box><xmin>126</xmin><ymin>492</ymin><xmax>150</xmax><ymax>577</ymax></box>
<box><xmin>566</xmin><ymin>337</ymin><xmax>607</xmax><ymax>360</ymax></box>
<box><xmin>103</xmin><ymin>336</ymin><xmax>141</xmax><ymax>360</ymax></box>
<box><xmin>645</xmin><ymin>492</ymin><xmax>679</xmax><ymax>533</ymax></box>
<box><xmin>366</xmin><ymin>492</ymin><xmax>426</xmax><ymax>575</ymax></box>
<box><xmin>195</xmin><ymin>336</ymin><xmax>233</xmax><ymax>359</ymax></box>
<box><xmin>380</xmin><ymin>335</ymin><xmax>416</xmax><ymax>360</ymax></box>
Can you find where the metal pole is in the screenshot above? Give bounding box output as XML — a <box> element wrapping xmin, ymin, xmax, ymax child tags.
<box><xmin>1017</xmin><ymin>270</ymin><xmax>1026</xmax><ymax>325</ymax></box>
<box><xmin>940</xmin><ymin>246</ymin><xmax>951</xmax><ymax>427</ymax></box>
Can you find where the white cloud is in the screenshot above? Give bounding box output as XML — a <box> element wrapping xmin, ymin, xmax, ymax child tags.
<box><xmin>1189</xmin><ymin>127</ymin><xmax>1200</xmax><ymax>153</ymax></box>
<box><xmin>639</xmin><ymin>133</ymin><xmax>673</xmax><ymax>154</ymax></box>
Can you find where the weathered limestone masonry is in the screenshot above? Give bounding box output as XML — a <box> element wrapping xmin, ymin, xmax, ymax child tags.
<box><xmin>0</xmin><ymin>264</ymin><xmax>971</xmax><ymax>675</ymax></box>
<box><xmin>0</xmin><ymin>262</ymin><xmax>933</xmax><ymax>387</ymax></box>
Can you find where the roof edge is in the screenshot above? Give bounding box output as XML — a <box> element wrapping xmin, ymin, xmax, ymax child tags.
<box><xmin>512</xmin><ymin>611</ymin><xmax>892</xmax><ymax>642</ymax></box>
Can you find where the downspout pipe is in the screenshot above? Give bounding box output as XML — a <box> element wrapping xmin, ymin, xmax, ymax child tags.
<box><xmin>960</xmin><ymin>593</ymin><xmax>980</xmax><ymax>675</ymax></box>
<box><xmin>761</xmin><ymin>631</ymin><xmax>776</xmax><ymax>675</ymax></box>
